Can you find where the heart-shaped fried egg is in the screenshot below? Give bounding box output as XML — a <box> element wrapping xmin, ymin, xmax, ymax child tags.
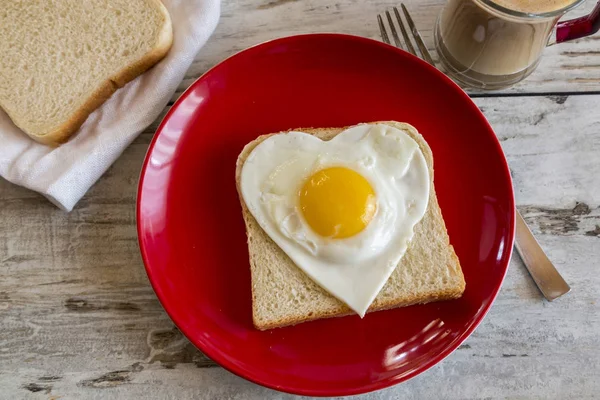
<box><xmin>240</xmin><ymin>123</ymin><xmax>430</xmax><ymax>316</ymax></box>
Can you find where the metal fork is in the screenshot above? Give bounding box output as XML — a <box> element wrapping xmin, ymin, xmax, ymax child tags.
<box><xmin>378</xmin><ymin>5</ymin><xmax>570</xmax><ymax>301</ymax></box>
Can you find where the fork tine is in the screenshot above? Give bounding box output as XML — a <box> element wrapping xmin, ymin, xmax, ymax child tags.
<box><xmin>399</xmin><ymin>4</ymin><xmax>435</xmax><ymax>65</ymax></box>
<box><xmin>393</xmin><ymin>7</ymin><xmax>417</xmax><ymax>56</ymax></box>
<box><xmin>385</xmin><ymin>10</ymin><xmax>403</xmax><ymax>49</ymax></box>
<box><xmin>377</xmin><ymin>14</ymin><xmax>391</xmax><ymax>45</ymax></box>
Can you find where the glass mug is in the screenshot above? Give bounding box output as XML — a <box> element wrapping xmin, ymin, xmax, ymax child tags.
<box><xmin>435</xmin><ymin>0</ymin><xmax>600</xmax><ymax>89</ymax></box>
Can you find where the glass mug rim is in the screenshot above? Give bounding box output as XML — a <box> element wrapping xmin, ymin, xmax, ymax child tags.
<box><xmin>477</xmin><ymin>0</ymin><xmax>585</xmax><ymax>19</ymax></box>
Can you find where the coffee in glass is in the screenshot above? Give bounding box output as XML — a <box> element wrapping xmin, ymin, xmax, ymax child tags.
<box><xmin>435</xmin><ymin>0</ymin><xmax>600</xmax><ymax>89</ymax></box>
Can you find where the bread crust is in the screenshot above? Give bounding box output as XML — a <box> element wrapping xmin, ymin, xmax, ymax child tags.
<box><xmin>236</xmin><ymin>122</ymin><xmax>465</xmax><ymax>330</ymax></box>
<box><xmin>15</xmin><ymin>0</ymin><xmax>173</xmax><ymax>146</ymax></box>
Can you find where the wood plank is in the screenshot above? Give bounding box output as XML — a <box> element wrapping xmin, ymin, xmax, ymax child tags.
<box><xmin>1</xmin><ymin>95</ymin><xmax>599</xmax><ymax>398</ymax></box>
<box><xmin>171</xmin><ymin>0</ymin><xmax>600</xmax><ymax>103</ymax></box>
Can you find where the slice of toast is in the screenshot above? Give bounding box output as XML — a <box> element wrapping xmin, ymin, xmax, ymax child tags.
<box><xmin>236</xmin><ymin>121</ymin><xmax>465</xmax><ymax>330</ymax></box>
<box><xmin>0</xmin><ymin>0</ymin><xmax>173</xmax><ymax>145</ymax></box>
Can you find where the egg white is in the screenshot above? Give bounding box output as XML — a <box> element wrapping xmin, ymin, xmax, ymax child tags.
<box><xmin>241</xmin><ymin>123</ymin><xmax>430</xmax><ymax>316</ymax></box>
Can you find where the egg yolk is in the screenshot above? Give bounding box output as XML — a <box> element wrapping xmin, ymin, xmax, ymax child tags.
<box><xmin>299</xmin><ymin>167</ymin><xmax>377</xmax><ymax>239</ymax></box>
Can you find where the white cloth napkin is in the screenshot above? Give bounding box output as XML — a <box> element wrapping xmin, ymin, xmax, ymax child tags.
<box><xmin>0</xmin><ymin>0</ymin><xmax>220</xmax><ymax>211</ymax></box>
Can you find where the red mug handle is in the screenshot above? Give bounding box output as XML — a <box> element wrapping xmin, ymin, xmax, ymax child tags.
<box><xmin>556</xmin><ymin>1</ymin><xmax>600</xmax><ymax>42</ymax></box>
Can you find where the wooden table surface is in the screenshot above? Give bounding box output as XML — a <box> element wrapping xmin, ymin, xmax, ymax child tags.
<box><xmin>2</xmin><ymin>0</ymin><xmax>599</xmax><ymax>399</ymax></box>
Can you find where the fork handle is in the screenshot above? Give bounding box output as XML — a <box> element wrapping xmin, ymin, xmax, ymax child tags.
<box><xmin>514</xmin><ymin>211</ymin><xmax>570</xmax><ymax>301</ymax></box>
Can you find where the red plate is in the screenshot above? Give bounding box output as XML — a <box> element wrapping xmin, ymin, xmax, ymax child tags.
<box><xmin>137</xmin><ymin>34</ymin><xmax>515</xmax><ymax>396</ymax></box>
